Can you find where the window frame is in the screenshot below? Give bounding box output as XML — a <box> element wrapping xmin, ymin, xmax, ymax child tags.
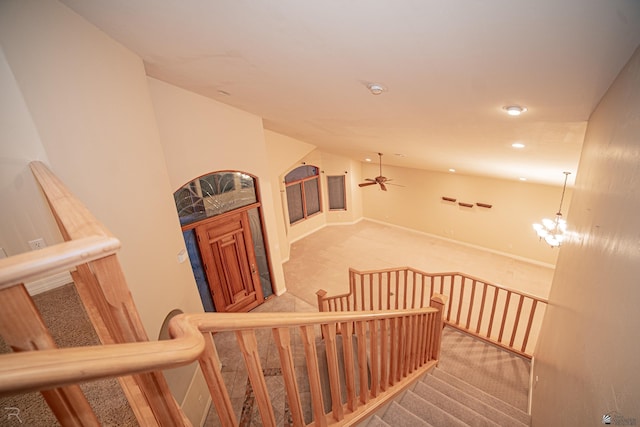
<box><xmin>284</xmin><ymin>165</ymin><xmax>322</xmax><ymax>225</ymax></box>
<box><xmin>327</xmin><ymin>175</ymin><xmax>347</xmax><ymax>211</ymax></box>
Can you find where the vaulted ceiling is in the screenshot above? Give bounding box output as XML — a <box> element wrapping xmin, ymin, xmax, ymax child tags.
<box><xmin>61</xmin><ymin>0</ymin><xmax>640</xmax><ymax>186</ymax></box>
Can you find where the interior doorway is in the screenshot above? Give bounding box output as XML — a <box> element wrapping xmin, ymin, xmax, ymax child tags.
<box><xmin>174</xmin><ymin>171</ymin><xmax>274</xmax><ymax>312</ymax></box>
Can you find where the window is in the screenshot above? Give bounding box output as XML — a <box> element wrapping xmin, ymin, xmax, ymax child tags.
<box><xmin>285</xmin><ymin>165</ymin><xmax>321</xmax><ymax>224</ymax></box>
<box><xmin>174</xmin><ymin>171</ymin><xmax>257</xmax><ymax>226</ymax></box>
<box><xmin>327</xmin><ymin>175</ymin><xmax>346</xmax><ymax>210</ymax></box>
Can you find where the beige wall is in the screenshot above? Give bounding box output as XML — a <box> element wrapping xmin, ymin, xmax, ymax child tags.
<box><xmin>263</xmin><ymin>130</ymin><xmax>316</xmax><ymax>262</ymax></box>
<box><xmin>147</xmin><ymin>77</ymin><xmax>286</xmax><ymax>294</ymax></box>
<box><xmin>361</xmin><ymin>163</ymin><xmax>569</xmax><ymax>265</ymax></box>
<box><xmin>0</xmin><ymin>1</ymin><xmax>206</xmax><ymax>422</ymax></box>
<box><xmin>532</xmin><ymin>46</ymin><xmax>640</xmax><ymax>425</ymax></box>
<box><xmin>0</xmin><ymin>48</ymin><xmax>61</xmax><ymax>258</ymax></box>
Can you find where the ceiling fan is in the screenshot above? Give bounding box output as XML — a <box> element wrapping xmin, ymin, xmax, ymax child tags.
<box><xmin>359</xmin><ymin>153</ymin><xmax>394</xmax><ymax>191</ymax></box>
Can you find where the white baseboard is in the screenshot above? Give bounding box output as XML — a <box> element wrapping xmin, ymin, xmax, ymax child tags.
<box><xmin>25</xmin><ymin>271</ymin><xmax>73</xmax><ymax>295</ymax></box>
<box><xmin>363</xmin><ymin>217</ymin><xmax>556</xmax><ymax>269</ymax></box>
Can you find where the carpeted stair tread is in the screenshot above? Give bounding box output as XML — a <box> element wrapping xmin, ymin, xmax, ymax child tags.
<box><xmin>418</xmin><ymin>376</ymin><xmax>528</xmax><ymax>427</ymax></box>
<box><xmin>399</xmin><ymin>389</ymin><xmax>470</xmax><ymax>427</ymax></box>
<box><xmin>365</xmin><ymin>415</ymin><xmax>392</xmax><ymax>427</ymax></box>
<box><xmin>432</xmin><ymin>369</ymin><xmax>530</xmax><ymax>425</ymax></box>
<box><xmin>381</xmin><ymin>401</ymin><xmax>434</xmax><ymax>427</ymax></box>
<box><xmin>410</xmin><ymin>380</ymin><xmax>501</xmax><ymax>427</ymax></box>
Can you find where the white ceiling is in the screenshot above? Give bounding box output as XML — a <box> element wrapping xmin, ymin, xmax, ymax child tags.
<box><xmin>61</xmin><ymin>0</ymin><xmax>640</xmax><ymax>186</ymax></box>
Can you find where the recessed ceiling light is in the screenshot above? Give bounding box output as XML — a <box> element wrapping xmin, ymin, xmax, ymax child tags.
<box><xmin>394</xmin><ymin>153</ymin><xmax>405</xmax><ymax>157</ymax></box>
<box><xmin>503</xmin><ymin>105</ymin><xmax>527</xmax><ymax>116</ymax></box>
<box><xmin>449</xmin><ymin>168</ymin><xmax>456</xmax><ymax>173</ymax></box>
<box><xmin>367</xmin><ymin>83</ymin><xmax>386</xmax><ymax>95</ymax></box>
<box><xmin>364</xmin><ymin>158</ymin><xmax>372</xmax><ymax>162</ymax></box>
<box><xmin>519</xmin><ymin>177</ymin><xmax>527</xmax><ymax>181</ymax></box>
<box><xmin>512</xmin><ymin>142</ymin><xmax>525</xmax><ymax>148</ymax></box>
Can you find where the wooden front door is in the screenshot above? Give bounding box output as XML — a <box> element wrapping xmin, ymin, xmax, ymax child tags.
<box><xmin>195</xmin><ymin>210</ymin><xmax>264</xmax><ymax>313</ymax></box>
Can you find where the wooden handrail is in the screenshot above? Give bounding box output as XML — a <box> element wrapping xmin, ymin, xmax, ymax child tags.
<box><xmin>0</xmin><ymin>236</ymin><xmax>120</xmax><ymax>289</ymax></box>
<box><xmin>317</xmin><ymin>266</ymin><xmax>548</xmax><ymax>358</ymax></box>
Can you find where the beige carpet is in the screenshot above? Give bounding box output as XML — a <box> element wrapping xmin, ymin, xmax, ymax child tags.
<box><xmin>0</xmin><ymin>284</ymin><xmax>136</xmax><ymax>426</ymax></box>
<box><xmin>284</xmin><ymin>220</ymin><xmax>553</xmax><ymax>309</ymax></box>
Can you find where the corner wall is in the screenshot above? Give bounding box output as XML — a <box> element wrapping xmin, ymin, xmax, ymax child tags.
<box><xmin>532</xmin><ymin>45</ymin><xmax>640</xmax><ymax>425</ymax></box>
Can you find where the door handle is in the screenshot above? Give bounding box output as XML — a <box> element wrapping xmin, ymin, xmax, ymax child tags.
<box><xmin>251</xmin><ymin>264</ymin><xmax>256</xmax><ymax>274</ymax></box>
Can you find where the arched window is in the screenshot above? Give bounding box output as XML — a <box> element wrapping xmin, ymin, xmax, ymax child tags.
<box><xmin>285</xmin><ymin>165</ymin><xmax>321</xmax><ymax>224</ymax></box>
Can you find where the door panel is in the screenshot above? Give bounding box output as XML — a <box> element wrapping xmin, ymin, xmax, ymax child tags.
<box><xmin>195</xmin><ymin>211</ymin><xmax>264</xmax><ymax>312</ymax></box>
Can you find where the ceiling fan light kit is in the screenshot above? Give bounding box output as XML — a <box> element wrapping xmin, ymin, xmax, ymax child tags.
<box><xmin>359</xmin><ymin>153</ymin><xmax>394</xmax><ymax>191</ymax></box>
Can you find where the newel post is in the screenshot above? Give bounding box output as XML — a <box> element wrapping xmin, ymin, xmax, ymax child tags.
<box><xmin>429</xmin><ymin>293</ymin><xmax>448</xmax><ymax>363</ymax></box>
<box><xmin>316</xmin><ymin>289</ymin><xmax>328</xmax><ymax>312</ymax></box>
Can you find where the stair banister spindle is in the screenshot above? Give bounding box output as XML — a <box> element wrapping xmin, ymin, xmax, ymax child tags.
<box><xmin>273</xmin><ymin>327</ymin><xmax>305</xmax><ymax>427</ymax></box>
<box><xmin>498</xmin><ymin>291</ymin><xmax>512</xmax><ymax>344</ymax></box>
<box><xmin>521</xmin><ymin>300</ymin><xmax>538</xmax><ymax>353</ymax></box>
<box><xmin>509</xmin><ymin>295</ymin><xmax>525</xmax><ymax>348</ymax></box>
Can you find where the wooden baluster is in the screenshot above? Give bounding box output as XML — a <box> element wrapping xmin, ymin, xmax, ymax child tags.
<box><xmin>396</xmin><ymin>316</ymin><xmax>406</xmax><ymax>381</ymax></box>
<box><xmin>394</xmin><ymin>270</ymin><xmax>400</xmax><ymax>310</ymax></box>
<box><xmin>379</xmin><ymin>318</ymin><xmax>389</xmax><ymax>392</ymax></box>
<box><xmin>273</xmin><ymin>328</ymin><xmax>305</xmax><ymax>427</ymax></box>
<box><xmin>402</xmin><ymin>270</ymin><xmax>408</xmax><ymax>309</ymax></box>
<box><xmin>455</xmin><ymin>276</ymin><xmax>464</xmax><ymax>325</ymax></box>
<box><xmin>465</xmin><ymin>280</ymin><xmax>477</xmax><ymax>330</ymax></box>
<box><xmin>410</xmin><ymin>271</ymin><xmax>417</xmax><ymax>309</ymax></box>
<box><xmin>360</xmin><ymin>275</ymin><xmax>366</xmax><ymax>310</ymax></box>
<box><xmin>420</xmin><ymin>313</ymin><xmax>429</xmax><ymax>365</ymax></box>
<box><xmin>339</xmin><ymin>321</ymin><xmax>357</xmax><ymax>412</ymax></box>
<box><xmin>447</xmin><ymin>276</ymin><xmax>455</xmax><ymax>321</ymax></box>
<box><xmin>351</xmin><ymin>272</ymin><xmax>358</xmax><ymax>313</ymax></box>
<box><xmin>378</xmin><ymin>272</ymin><xmax>383</xmax><ymax>311</ymax></box>
<box><xmin>509</xmin><ymin>295</ymin><xmax>525</xmax><ymax>347</ymax></box>
<box><xmin>355</xmin><ymin>321</ymin><xmax>369</xmax><ymax>404</ymax></box>
<box><xmin>487</xmin><ymin>287</ymin><xmax>499</xmax><ymax>340</ymax></box>
<box><xmin>408</xmin><ymin>315</ymin><xmax>418</xmax><ymax>373</ymax></box>
<box><xmin>386</xmin><ymin>271</ymin><xmax>392</xmax><ymax>310</ymax></box>
<box><xmin>321</xmin><ymin>323</ymin><xmax>344</xmax><ymax>421</ymax></box>
<box><xmin>388</xmin><ymin>317</ymin><xmax>397</xmax><ymax>386</ymax></box>
<box><xmin>300</xmin><ymin>325</ymin><xmax>327</xmax><ymax>427</ymax></box>
<box><xmin>368</xmin><ymin>319</ymin><xmax>379</xmax><ymax>397</ymax></box>
<box><xmin>369</xmin><ymin>274</ymin><xmax>374</xmax><ymax>311</ymax></box>
<box><xmin>0</xmin><ymin>284</ymin><xmax>101</xmax><ymax>426</ymax></box>
<box><xmin>498</xmin><ymin>291</ymin><xmax>512</xmax><ymax>344</ymax></box>
<box><xmin>420</xmin><ymin>275</ymin><xmax>426</xmax><ymax>308</ymax></box>
<box><xmin>521</xmin><ymin>300</ymin><xmax>538</xmax><ymax>353</ymax></box>
<box><xmin>476</xmin><ymin>283</ymin><xmax>488</xmax><ymax>334</ymax></box>
<box><xmin>197</xmin><ymin>332</ymin><xmax>237</xmax><ymax>427</ymax></box>
<box><xmin>236</xmin><ymin>330</ymin><xmax>277</xmax><ymax>427</ymax></box>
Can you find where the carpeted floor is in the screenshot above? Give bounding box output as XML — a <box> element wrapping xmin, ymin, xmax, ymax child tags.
<box><xmin>0</xmin><ymin>283</ymin><xmax>137</xmax><ymax>427</ymax></box>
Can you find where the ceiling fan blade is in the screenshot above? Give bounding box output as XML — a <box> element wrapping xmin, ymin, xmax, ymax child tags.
<box><xmin>379</xmin><ymin>182</ymin><xmax>387</xmax><ymax>191</ymax></box>
<box><xmin>359</xmin><ymin>181</ymin><xmax>377</xmax><ymax>187</ymax></box>
<box><xmin>365</xmin><ymin>178</ymin><xmax>376</xmax><ymax>182</ymax></box>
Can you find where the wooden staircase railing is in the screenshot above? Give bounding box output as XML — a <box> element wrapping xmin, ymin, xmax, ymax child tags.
<box><xmin>317</xmin><ymin>267</ymin><xmax>548</xmax><ymax>358</ymax></box>
<box><xmin>0</xmin><ymin>162</ymin><xmax>449</xmax><ymax>426</ymax></box>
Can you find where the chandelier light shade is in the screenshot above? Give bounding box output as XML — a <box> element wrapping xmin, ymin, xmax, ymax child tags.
<box><xmin>533</xmin><ymin>171</ymin><xmax>571</xmax><ymax>247</ymax></box>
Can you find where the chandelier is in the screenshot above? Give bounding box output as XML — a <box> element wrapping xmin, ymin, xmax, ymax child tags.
<box><xmin>533</xmin><ymin>171</ymin><xmax>571</xmax><ymax>247</ymax></box>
